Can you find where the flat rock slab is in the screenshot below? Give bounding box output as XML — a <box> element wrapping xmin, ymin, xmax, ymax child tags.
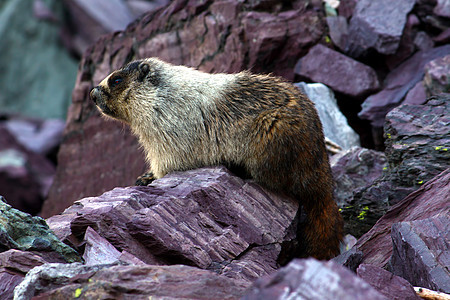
<box><xmin>46</xmin><ymin>166</ymin><xmax>298</xmax><ymax>282</ymax></box>
<box><xmin>390</xmin><ymin>216</ymin><xmax>450</xmax><ymax>293</ymax></box>
<box><xmin>294</xmin><ymin>44</ymin><xmax>380</xmax><ymax>97</ymax></box>
<box><xmin>14</xmin><ymin>263</ymin><xmax>249</xmax><ymax>300</ymax></box>
<box><xmin>355</xmin><ymin>168</ymin><xmax>450</xmax><ymax>268</ymax></box>
<box><xmin>243</xmin><ymin>258</ymin><xmax>387</xmax><ymax>300</ymax></box>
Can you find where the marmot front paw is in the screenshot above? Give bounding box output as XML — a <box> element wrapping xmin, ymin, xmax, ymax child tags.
<box><xmin>135</xmin><ymin>172</ymin><xmax>156</xmax><ymax>186</ymax></box>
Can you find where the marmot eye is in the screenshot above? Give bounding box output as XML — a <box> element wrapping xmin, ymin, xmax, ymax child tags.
<box><xmin>111</xmin><ymin>77</ymin><xmax>123</xmax><ymax>87</ymax></box>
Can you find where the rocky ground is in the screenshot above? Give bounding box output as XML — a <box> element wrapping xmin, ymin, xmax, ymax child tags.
<box><xmin>0</xmin><ymin>0</ymin><xmax>449</xmax><ymax>299</ymax></box>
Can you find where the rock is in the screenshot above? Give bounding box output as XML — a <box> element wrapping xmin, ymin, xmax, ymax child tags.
<box><xmin>357</xmin><ymin>264</ymin><xmax>420</xmax><ymax>300</ymax></box>
<box><xmin>338</xmin><ymin>0</ymin><xmax>357</xmax><ymax>19</ymax></box>
<box><xmin>3</xmin><ymin>118</ymin><xmax>65</xmax><ymax>156</ymax></box>
<box><xmin>326</xmin><ymin>15</ymin><xmax>348</xmax><ymax>51</ymax></box>
<box><xmin>294</xmin><ymin>44</ymin><xmax>380</xmax><ymax>97</ymax></box>
<box><xmin>332</xmin><ymin>247</ymin><xmax>364</xmax><ymax>273</ymax></box>
<box><xmin>423</xmin><ymin>55</ymin><xmax>450</xmax><ymax>97</ymax></box>
<box><xmin>330</xmin><ymin>146</ymin><xmax>386</xmax><ymax>208</ymax></box>
<box><xmin>434</xmin><ymin>0</ymin><xmax>450</xmax><ymax>17</ymax></box>
<box><xmin>0</xmin><ymin>250</ymin><xmax>47</xmax><ymax>300</ymax></box>
<box><xmin>46</xmin><ymin>167</ymin><xmax>299</xmax><ymax>282</ymax></box>
<box><xmin>358</xmin><ymin>44</ymin><xmax>450</xmax><ymax>128</ymax></box>
<box><xmin>83</xmin><ymin>226</ymin><xmax>145</xmax><ymax>266</ymax></box>
<box><xmin>389</xmin><ymin>216</ymin><xmax>450</xmax><ymax>293</ymax></box>
<box><xmin>0</xmin><ymin>198</ymin><xmax>82</xmax><ymax>264</ymax></box>
<box><xmin>403</xmin><ymin>81</ymin><xmax>427</xmax><ymax>105</ymax></box>
<box><xmin>345</xmin><ymin>0</ymin><xmax>416</xmax><ymax>56</ymax></box>
<box><xmin>345</xmin><ymin>94</ymin><xmax>450</xmax><ymax>238</ymax></box>
<box><xmin>43</xmin><ymin>0</ymin><xmax>325</xmax><ymax>217</ymax></box>
<box><xmin>354</xmin><ymin>168</ymin><xmax>450</xmax><ymax>268</ymax></box>
<box><xmin>0</xmin><ymin>126</ymin><xmax>55</xmax><ymax>215</ymax></box>
<box><xmin>242</xmin><ymin>258</ymin><xmax>387</xmax><ymax>300</ymax></box>
<box><xmin>295</xmin><ymin>82</ymin><xmax>360</xmax><ymax>150</ymax></box>
<box><xmin>0</xmin><ymin>0</ymin><xmax>78</xmax><ymax>119</ymax></box>
<box><xmin>14</xmin><ymin>263</ymin><xmax>249</xmax><ymax>300</ymax></box>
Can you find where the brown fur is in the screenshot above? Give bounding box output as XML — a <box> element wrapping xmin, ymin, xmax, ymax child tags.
<box><xmin>90</xmin><ymin>58</ymin><xmax>343</xmax><ymax>259</ymax></box>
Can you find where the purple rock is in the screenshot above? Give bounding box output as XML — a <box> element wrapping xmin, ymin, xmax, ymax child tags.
<box><xmin>46</xmin><ymin>166</ymin><xmax>299</xmax><ymax>282</ymax></box>
<box><xmin>346</xmin><ymin>0</ymin><xmax>416</xmax><ymax>56</ymax></box>
<box><xmin>243</xmin><ymin>258</ymin><xmax>387</xmax><ymax>300</ymax></box>
<box><xmin>294</xmin><ymin>44</ymin><xmax>380</xmax><ymax>97</ymax></box>
<box><xmin>389</xmin><ymin>216</ymin><xmax>450</xmax><ymax>293</ymax></box>
<box><xmin>358</xmin><ymin>44</ymin><xmax>450</xmax><ymax>128</ymax></box>
<box><xmin>424</xmin><ymin>54</ymin><xmax>450</xmax><ymax>96</ymax></box>
<box><xmin>357</xmin><ymin>264</ymin><xmax>420</xmax><ymax>300</ymax></box>
<box><xmin>355</xmin><ymin>168</ymin><xmax>450</xmax><ymax>268</ymax></box>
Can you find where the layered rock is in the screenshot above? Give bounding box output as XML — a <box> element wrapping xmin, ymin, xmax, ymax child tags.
<box><xmin>46</xmin><ymin>167</ymin><xmax>299</xmax><ymax>282</ymax></box>
<box><xmin>343</xmin><ymin>96</ymin><xmax>450</xmax><ymax>237</ymax></box>
<box><xmin>355</xmin><ymin>168</ymin><xmax>450</xmax><ymax>268</ymax></box>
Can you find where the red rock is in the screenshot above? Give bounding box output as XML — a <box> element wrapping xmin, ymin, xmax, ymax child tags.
<box><xmin>357</xmin><ymin>264</ymin><xmax>420</xmax><ymax>300</ymax></box>
<box><xmin>294</xmin><ymin>44</ymin><xmax>380</xmax><ymax>97</ymax></box>
<box><xmin>355</xmin><ymin>168</ymin><xmax>450</xmax><ymax>268</ymax></box>
<box><xmin>390</xmin><ymin>216</ymin><xmax>450</xmax><ymax>293</ymax></box>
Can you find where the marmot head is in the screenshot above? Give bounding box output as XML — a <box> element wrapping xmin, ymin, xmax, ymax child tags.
<box><xmin>90</xmin><ymin>58</ymin><xmax>161</xmax><ymax>123</ymax></box>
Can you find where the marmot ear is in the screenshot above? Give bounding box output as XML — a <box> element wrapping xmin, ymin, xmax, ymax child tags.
<box><xmin>138</xmin><ymin>62</ymin><xmax>150</xmax><ymax>82</ymax></box>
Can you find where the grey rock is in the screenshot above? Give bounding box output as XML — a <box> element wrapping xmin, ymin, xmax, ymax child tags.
<box><xmin>357</xmin><ymin>264</ymin><xmax>420</xmax><ymax>300</ymax></box>
<box><xmin>294</xmin><ymin>44</ymin><xmax>380</xmax><ymax>97</ymax></box>
<box><xmin>355</xmin><ymin>168</ymin><xmax>450</xmax><ymax>268</ymax></box>
<box><xmin>389</xmin><ymin>216</ymin><xmax>450</xmax><ymax>293</ymax></box>
<box><xmin>243</xmin><ymin>258</ymin><xmax>387</xmax><ymax>300</ymax></box>
<box><xmin>0</xmin><ymin>198</ymin><xmax>82</xmax><ymax>264</ymax></box>
<box><xmin>346</xmin><ymin>0</ymin><xmax>416</xmax><ymax>56</ymax></box>
<box><xmin>0</xmin><ymin>0</ymin><xmax>78</xmax><ymax>119</ymax></box>
<box><xmin>296</xmin><ymin>82</ymin><xmax>360</xmax><ymax>150</ymax></box>
<box><xmin>14</xmin><ymin>263</ymin><xmax>249</xmax><ymax>300</ymax></box>
<box><xmin>358</xmin><ymin>44</ymin><xmax>450</xmax><ymax>128</ymax></box>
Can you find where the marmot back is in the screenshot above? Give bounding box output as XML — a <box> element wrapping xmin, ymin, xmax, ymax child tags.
<box><xmin>90</xmin><ymin>58</ymin><xmax>343</xmax><ymax>259</ymax></box>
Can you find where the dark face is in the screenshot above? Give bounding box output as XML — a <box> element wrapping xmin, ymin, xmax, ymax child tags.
<box><xmin>90</xmin><ymin>60</ymin><xmax>150</xmax><ymax>122</ymax></box>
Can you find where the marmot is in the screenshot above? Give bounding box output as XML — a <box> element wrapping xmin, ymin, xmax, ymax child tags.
<box><xmin>90</xmin><ymin>58</ymin><xmax>343</xmax><ymax>260</ymax></box>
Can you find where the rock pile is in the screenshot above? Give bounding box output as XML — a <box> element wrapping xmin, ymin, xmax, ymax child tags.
<box><xmin>1</xmin><ymin>0</ymin><xmax>449</xmax><ymax>299</ymax></box>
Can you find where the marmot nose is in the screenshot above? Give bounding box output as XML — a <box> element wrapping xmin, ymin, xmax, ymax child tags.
<box><xmin>90</xmin><ymin>87</ymin><xmax>100</xmax><ymax>104</ymax></box>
